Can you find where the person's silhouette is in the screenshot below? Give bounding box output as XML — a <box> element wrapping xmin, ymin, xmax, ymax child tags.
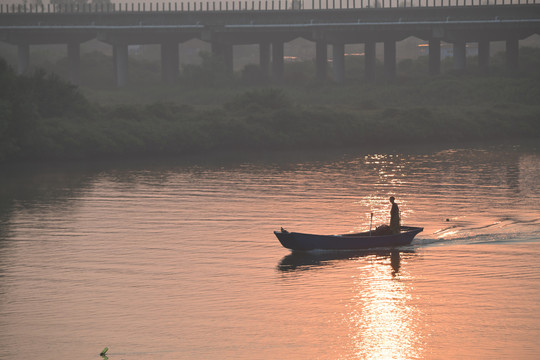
<box><xmin>389</xmin><ymin>196</ymin><xmax>401</xmax><ymax>234</ymax></box>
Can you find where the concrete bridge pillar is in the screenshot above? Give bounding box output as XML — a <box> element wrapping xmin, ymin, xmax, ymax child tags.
<box><xmin>259</xmin><ymin>42</ymin><xmax>270</xmax><ymax>77</ymax></box>
<box><xmin>429</xmin><ymin>39</ymin><xmax>441</xmax><ymax>76</ymax></box>
<box><xmin>271</xmin><ymin>41</ymin><xmax>284</xmax><ymax>81</ymax></box>
<box><xmin>67</xmin><ymin>42</ymin><xmax>80</xmax><ymax>85</ymax></box>
<box><xmin>161</xmin><ymin>41</ymin><xmax>179</xmax><ymax>84</ymax></box>
<box><xmin>211</xmin><ymin>42</ymin><xmax>234</xmax><ymax>73</ymax></box>
<box><xmin>453</xmin><ymin>41</ymin><xmax>466</xmax><ymax>71</ymax></box>
<box><xmin>315</xmin><ymin>41</ymin><xmax>327</xmax><ymax>82</ymax></box>
<box><xmin>113</xmin><ymin>43</ymin><xmax>128</xmax><ymax>87</ymax></box>
<box><xmin>506</xmin><ymin>38</ymin><xmax>519</xmax><ymax>71</ymax></box>
<box><xmin>332</xmin><ymin>42</ymin><xmax>345</xmax><ymax>83</ymax></box>
<box><xmin>364</xmin><ymin>41</ymin><xmax>376</xmax><ymax>81</ymax></box>
<box><xmin>384</xmin><ymin>40</ymin><xmax>396</xmax><ymax>80</ymax></box>
<box><xmin>17</xmin><ymin>43</ymin><xmax>30</xmax><ymax>75</ymax></box>
<box><xmin>478</xmin><ymin>40</ymin><xmax>490</xmax><ymax>72</ymax></box>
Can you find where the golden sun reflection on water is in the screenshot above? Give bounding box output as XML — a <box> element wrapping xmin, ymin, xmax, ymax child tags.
<box><xmin>347</xmin><ymin>253</ymin><xmax>423</xmax><ymax>360</ymax></box>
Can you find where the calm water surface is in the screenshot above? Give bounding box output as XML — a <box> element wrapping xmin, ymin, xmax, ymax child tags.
<box><xmin>0</xmin><ymin>143</ymin><xmax>539</xmax><ymax>359</ymax></box>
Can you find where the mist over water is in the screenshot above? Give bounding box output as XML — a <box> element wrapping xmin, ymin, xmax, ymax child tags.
<box><xmin>0</xmin><ymin>142</ymin><xmax>539</xmax><ymax>359</ymax></box>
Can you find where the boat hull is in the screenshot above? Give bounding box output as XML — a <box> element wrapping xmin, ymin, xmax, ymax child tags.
<box><xmin>274</xmin><ymin>226</ymin><xmax>423</xmax><ymax>251</ymax></box>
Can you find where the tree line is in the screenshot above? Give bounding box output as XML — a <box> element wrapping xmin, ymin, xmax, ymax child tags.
<box><xmin>1</xmin><ymin>50</ymin><xmax>539</xmax><ymax>164</ymax></box>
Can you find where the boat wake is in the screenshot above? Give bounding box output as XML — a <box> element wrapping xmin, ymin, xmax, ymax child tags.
<box><xmin>414</xmin><ymin>216</ymin><xmax>540</xmax><ymax>248</ymax></box>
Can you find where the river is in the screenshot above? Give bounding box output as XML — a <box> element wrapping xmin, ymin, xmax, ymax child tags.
<box><xmin>0</xmin><ymin>142</ymin><xmax>539</xmax><ymax>359</ymax></box>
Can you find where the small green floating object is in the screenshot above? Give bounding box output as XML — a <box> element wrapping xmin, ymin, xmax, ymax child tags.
<box><xmin>100</xmin><ymin>347</ymin><xmax>109</xmax><ymax>356</ymax></box>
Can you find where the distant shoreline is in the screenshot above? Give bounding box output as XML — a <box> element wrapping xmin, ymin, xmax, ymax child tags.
<box><xmin>2</xmin><ymin>102</ymin><xmax>539</xmax><ymax>165</ymax></box>
<box><xmin>1</xmin><ymin>54</ymin><xmax>540</xmax><ymax>164</ymax></box>
<box><xmin>2</xmin><ymin>95</ymin><xmax>540</xmax><ymax>164</ymax></box>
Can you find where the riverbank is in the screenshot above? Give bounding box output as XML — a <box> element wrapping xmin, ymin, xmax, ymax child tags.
<box><xmin>1</xmin><ymin>57</ymin><xmax>539</xmax><ymax>163</ymax></box>
<box><xmin>17</xmin><ymin>99</ymin><xmax>540</xmax><ymax>161</ymax></box>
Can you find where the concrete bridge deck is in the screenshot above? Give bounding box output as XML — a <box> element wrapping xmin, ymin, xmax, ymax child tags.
<box><xmin>1</xmin><ymin>3</ymin><xmax>539</xmax><ymax>85</ymax></box>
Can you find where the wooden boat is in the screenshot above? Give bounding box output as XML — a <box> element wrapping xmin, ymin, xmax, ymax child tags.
<box><xmin>274</xmin><ymin>226</ymin><xmax>423</xmax><ymax>251</ymax></box>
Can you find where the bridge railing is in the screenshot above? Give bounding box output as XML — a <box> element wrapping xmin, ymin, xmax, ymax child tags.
<box><xmin>0</xmin><ymin>0</ymin><xmax>538</xmax><ymax>13</ymax></box>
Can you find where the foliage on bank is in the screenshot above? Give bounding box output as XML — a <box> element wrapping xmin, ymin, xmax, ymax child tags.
<box><xmin>0</xmin><ymin>57</ymin><xmax>539</xmax><ymax>163</ymax></box>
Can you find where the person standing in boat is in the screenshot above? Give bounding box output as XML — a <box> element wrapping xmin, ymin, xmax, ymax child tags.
<box><xmin>389</xmin><ymin>196</ymin><xmax>401</xmax><ymax>234</ymax></box>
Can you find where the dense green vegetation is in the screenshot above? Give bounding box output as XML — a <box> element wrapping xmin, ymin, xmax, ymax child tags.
<box><xmin>1</xmin><ymin>48</ymin><xmax>539</xmax><ymax>163</ymax></box>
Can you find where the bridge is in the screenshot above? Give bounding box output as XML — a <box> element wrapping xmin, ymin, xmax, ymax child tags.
<box><xmin>1</xmin><ymin>2</ymin><xmax>539</xmax><ymax>86</ymax></box>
